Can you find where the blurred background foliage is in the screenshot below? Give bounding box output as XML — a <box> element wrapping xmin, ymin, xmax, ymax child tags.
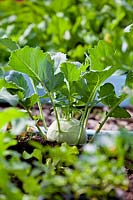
<box><xmin>0</xmin><ymin>0</ymin><xmax>133</xmax><ymax>66</ymax></box>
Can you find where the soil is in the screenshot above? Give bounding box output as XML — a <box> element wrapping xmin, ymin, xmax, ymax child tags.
<box><xmin>1</xmin><ymin>103</ymin><xmax>133</xmax><ymax>200</ymax></box>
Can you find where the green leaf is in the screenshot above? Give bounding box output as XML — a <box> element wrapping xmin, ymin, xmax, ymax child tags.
<box><xmin>89</xmin><ymin>40</ymin><xmax>120</xmax><ymax>71</ymax></box>
<box><xmin>0</xmin><ymin>68</ymin><xmax>4</xmax><ymax>78</ymax></box>
<box><xmin>0</xmin><ymin>88</ymin><xmax>18</xmax><ymax>106</ymax></box>
<box><xmin>8</xmin><ymin>46</ymin><xmax>52</xmax><ymax>84</ymax></box>
<box><xmin>23</xmin><ymin>149</ymin><xmax>42</xmax><ymax>162</ymax></box>
<box><xmin>61</xmin><ymin>62</ymin><xmax>80</xmax><ymax>82</ymax></box>
<box><xmin>82</xmin><ymin>67</ymin><xmax>118</xmax><ymax>103</ymax></box>
<box><xmin>98</xmin><ymin>83</ymin><xmax>128</xmax><ymax>110</ymax></box>
<box><xmin>49</xmin><ymin>72</ymin><xmax>64</xmax><ymax>91</ymax></box>
<box><xmin>23</xmin><ymin>176</ymin><xmax>41</xmax><ymax>195</ymax></box>
<box><xmin>5</xmin><ymin>71</ymin><xmax>38</xmax><ymax>108</ymax></box>
<box><xmin>126</xmin><ymin>71</ymin><xmax>133</xmax><ymax>89</ymax></box>
<box><xmin>0</xmin><ymin>78</ymin><xmax>22</xmax><ymax>90</ymax></box>
<box><xmin>71</xmin><ymin>78</ymin><xmax>90</xmax><ymax>104</ymax></box>
<box><xmin>110</xmin><ymin>107</ymin><xmax>131</xmax><ymax>118</ymax></box>
<box><xmin>22</xmin><ymin>94</ymin><xmax>38</xmax><ymax>109</ymax></box>
<box><xmin>0</xmin><ymin>107</ymin><xmax>27</xmax><ymax>129</ymax></box>
<box><xmin>8</xmin><ymin>46</ymin><xmax>64</xmax><ymax>92</ymax></box>
<box><xmin>0</xmin><ymin>38</ymin><xmax>19</xmax><ymax>51</ymax></box>
<box><xmin>6</xmin><ymin>71</ymin><xmax>32</xmax><ymax>98</ymax></box>
<box><xmin>98</xmin><ymin>83</ymin><xmax>117</xmax><ymax>106</ymax></box>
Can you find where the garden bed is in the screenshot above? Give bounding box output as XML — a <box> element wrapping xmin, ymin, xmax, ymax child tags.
<box><xmin>1</xmin><ymin>103</ymin><xmax>133</xmax><ymax>200</ymax></box>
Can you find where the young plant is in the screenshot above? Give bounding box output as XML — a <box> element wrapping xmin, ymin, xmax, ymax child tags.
<box><xmin>0</xmin><ymin>39</ymin><xmax>131</xmax><ymax>145</ymax></box>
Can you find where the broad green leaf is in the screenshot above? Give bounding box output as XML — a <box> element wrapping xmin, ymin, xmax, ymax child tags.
<box><xmin>98</xmin><ymin>83</ymin><xmax>128</xmax><ymax>110</ymax></box>
<box><xmin>8</xmin><ymin>46</ymin><xmax>64</xmax><ymax>92</ymax></box>
<box><xmin>98</xmin><ymin>83</ymin><xmax>129</xmax><ymax>118</ymax></box>
<box><xmin>82</xmin><ymin>67</ymin><xmax>118</xmax><ymax>103</ymax></box>
<box><xmin>5</xmin><ymin>71</ymin><xmax>38</xmax><ymax>108</ymax></box>
<box><xmin>8</xmin><ymin>46</ymin><xmax>51</xmax><ymax>84</ymax></box>
<box><xmin>48</xmin><ymin>72</ymin><xmax>64</xmax><ymax>91</ymax></box>
<box><xmin>22</xmin><ymin>94</ymin><xmax>38</xmax><ymax>109</ymax></box>
<box><xmin>6</xmin><ymin>71</ymin><xmax>32</xmax><ymax>99</ymax></box>
<box><xmin>126</xmin><ymin>71</ymin><xmax>133</xmax><ymax>89</ymax></box>
<box><xmin>110</xmin><ymin>107</ymin><xmax>131</xmax><ymax>118</ymax></box>
<box><xmin>99</xmin><ymin>83</ymin><xmax>115</xmax><ymax>98</ymax></box>
<box><xmin>0</xmin><ymin>38</ymin><xmax>19</xmax><ymax>51</ymax></box>
<box><xmin>61</xmin><ymin>62</ymin><xmax>80</xmax><ymax>82</ymax></box>
<box><xmin>0</xmin><ymin>107</ymin><xmax>27</xmax><ymax>129</ymax></box>
<box><xmin>0</xmin><ymin>78</ymin><xmax>23</xmax><ymax>90</ymax></box>
<box><xmin>71</xmin><ymin>78</ymin><xmax>89</xmax><ymax>104</ymax></box>
<box><xmin>0</xmin><ymin>88</ymin><xmax>18</xmax><ymax>106</ymax></box>
<box><xmin>89</xmin><ymin>40</ymin><xmax>120</xmax><ymax>71</ymax></box>
<box><xmin>98</xmin><ymin>83</ymin><xmax>117</xmax><ymax>106</ymax></box>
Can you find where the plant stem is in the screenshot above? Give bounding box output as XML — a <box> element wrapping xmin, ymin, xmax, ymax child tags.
<box><xmin>26</xmin><ymin>108</ymin><xmax>47</xmax><ymax>139</ymax></box>
<box><xmin>77</xmin><ymin>89</ymin><xmax>97</xmax><ymax>145</ymax></box>
<box><xmin>68</xmin><ymin>82</ymin><xmax>72</xmax><ymax>119</ymax></box>
<box><xmin>33</xmin><ymin>79</ymin><xmax>61</xmax><ymax>133</ymax></box>
<box><xmin>37</xmin><ymin>100</ymin><xmax>47</xmax><ymax>130</ymax></box>
<box><xmin>30</xmin><ymin>78</ymin><xmax>47</xmax><ymax>130</ymax></box>
<box><xmin>49</xmin><ymin>92</ymin><xmax>61</xmax><ymax>132</ymax></box>
<box><xmin>89</xmin><ymin>94</ymin><xmax>128</xmax><ymax>143</ymax></box>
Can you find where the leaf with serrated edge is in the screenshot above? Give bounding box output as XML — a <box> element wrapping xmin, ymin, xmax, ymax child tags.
<box><xmin>89</xmin><ymin>40</ymin><xmax>120</xmax><ymax>71</ymax></box>
<box><xmin>8</xmin><ymin>46</ymin><xmax>52</xmax><ymax>84</ymax></box>
<box><xmin>61</xmin><ymin>62</ymin><xmax>80</xmax><ymax>82</ymax></box>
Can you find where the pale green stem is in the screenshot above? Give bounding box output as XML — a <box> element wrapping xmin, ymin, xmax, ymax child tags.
<box><xmin>30</xmin><ymin>78</ymin><xmax>47</xmax><ymax>130</ymax></box>
<box><xmin>37</xmin><ymin>80</ymin><xmax>61</xmax><ymax>133</ymax></box>
<box><xmin>77</xmin><ymin>90</ymin><xmax>97</xmax><ymax>145</ymax></box>
<box><xmin>31</xmin><ymin>78</ymin><xmax>61</xmax><ymax>133</ymax></box>
<box><xmin>68</xmin><ymin>82</ymin><xmax>72</xmax><ymax>120</ymax></box>
<box><xmin>49</xmin><ymin>92</ymin><xmax>61</xmax><ymax>133</ymax></box>
<box><xmin>26</xmin><ymin>108</ymin><xmax>47</xmax><ymax>139</ymax></box>
<box><xmin>37</xmin><ymin>100</ymin><xmax>47</xmax><ymax>130</ymax></box>
<box><xmin>89</xmin><ymin>94</ymin><xmax>128</xmax><ymax>143</ymax></box>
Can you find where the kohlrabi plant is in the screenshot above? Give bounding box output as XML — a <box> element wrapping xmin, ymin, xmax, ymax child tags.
<box><xmin>0</xmin><ymin>38</ymin><xmax>132</xmax><ymax>145</ymax></box>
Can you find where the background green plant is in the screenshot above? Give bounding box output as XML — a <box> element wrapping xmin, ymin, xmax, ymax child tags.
<box><xmin>0</xmin><ymin>0</ymin><xmax>133</xmax><ymax>66</ymax></box>
<box><xmin>0</xmin><ymin>108</ymin><xmax>133</xmax><ymax>199</ymax></box>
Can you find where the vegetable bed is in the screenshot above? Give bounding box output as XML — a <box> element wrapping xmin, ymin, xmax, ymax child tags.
<box><xmin>1</xmin><ymin>104</ymin><xmax>133</xmax><ymax>200</ymax></box>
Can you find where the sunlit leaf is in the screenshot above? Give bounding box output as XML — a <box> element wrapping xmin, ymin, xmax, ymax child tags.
<box><xmin>89</xmin><ymin>40</ymin><xmax>120</xmax><ymax>71</ymax></box>
<box><xmin>0</xmin><ymin>107</ymin><xmax>27</xmax><ymax>129</ymax></box>
<box><xmin>61</xmin><ymin>62</ymin><xmax>80</xmax><ymax>82</ymax></box>
<box><xmin>0</xmin><ymin>38</ymin><xmax>19</xmax><ymax>51</ymax></box>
